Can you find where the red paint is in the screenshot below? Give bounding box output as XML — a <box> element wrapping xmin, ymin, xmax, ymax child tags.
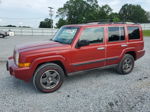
<box><xmin>7</xmin><ymin>23</ymin><xmax>145</xmax><ymax>82</ymax></box>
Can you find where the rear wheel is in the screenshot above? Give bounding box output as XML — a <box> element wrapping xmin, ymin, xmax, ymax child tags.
<box><xmin>33</xmin><ymin>63</ymin><xmax>65</xmax><ymax>93</ymax></box>
<box><xmin>117</xmin><ymin>54</ymin><xmax>134</xmax><ymax>74</ymax></box>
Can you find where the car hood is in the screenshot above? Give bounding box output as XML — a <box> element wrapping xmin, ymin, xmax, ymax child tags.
<box><xmin>16</xmin><ymin>41</ymin><xmax>71</xmax><ymax>53</ymax></box>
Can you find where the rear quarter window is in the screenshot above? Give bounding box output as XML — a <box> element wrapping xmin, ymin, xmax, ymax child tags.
<box><xmin>108</xmin><ymin>27</ymin><xmax>125</xmax><ymax>42</ymax></box>
<box><xmin>127</xmin><ymin>26</ymin><xmax>140</xmax><ymax>40</ymax></box>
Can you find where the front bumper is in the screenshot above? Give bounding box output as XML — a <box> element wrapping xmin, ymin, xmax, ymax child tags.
<box><xmin>7</xmin><ymin>58</ymin><xmax>33</xmax><ymax>82</ymax></box>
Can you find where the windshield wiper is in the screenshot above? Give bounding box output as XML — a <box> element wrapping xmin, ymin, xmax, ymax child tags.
<box><xmin>53</xmin><ymin>40</ymin><xmax>66</xmax><ymax>44</ymax></box>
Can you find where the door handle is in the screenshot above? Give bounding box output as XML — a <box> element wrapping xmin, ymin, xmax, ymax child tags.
<box><xmin>121</xmin><ymin>44</ymin><xmax>128</xmax><ymax>47</ymax></box>
<box><xmin>97</xmin><ymin>47</ymin><xmax>105</xmax><ymax>50</ymax></box>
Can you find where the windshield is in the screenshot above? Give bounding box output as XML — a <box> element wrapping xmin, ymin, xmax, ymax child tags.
<box><xmin>52</xmin><ymin>27</ymin><xmax>79</xmax><ymax>44</ymax></box>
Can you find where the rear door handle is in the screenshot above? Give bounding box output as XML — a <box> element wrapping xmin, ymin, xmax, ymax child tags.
<box><xmin>97</xmin><ymin>47</ymin><xmax>105</xmax><ymax>50</ymax></box>
<box><xmin>121</xmin><ymin>44</ymin><xmax>128</xmax><ymax>47</ymax></box>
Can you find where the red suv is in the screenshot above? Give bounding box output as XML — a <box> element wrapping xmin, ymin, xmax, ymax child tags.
<box><xmin>7</xmin><ymin>23</ymin><xmax>145</xmax><ymax>93</ymax></box>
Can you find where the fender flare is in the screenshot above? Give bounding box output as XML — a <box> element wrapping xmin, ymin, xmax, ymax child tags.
<box><xmin>29</xmin><ymin>55</ymin><xmax>68</xmax><ymax>75</ymax></box>
<box><xmin>119</xmin><ymin>47</ymin><xmax>136</xmax><ymax>61</ymax></box>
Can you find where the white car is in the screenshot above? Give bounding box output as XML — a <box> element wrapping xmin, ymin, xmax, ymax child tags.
<box><xmin>0</xmin><ymin>31</ymin><xmax>9</xmax><ymax>38</ymax></box>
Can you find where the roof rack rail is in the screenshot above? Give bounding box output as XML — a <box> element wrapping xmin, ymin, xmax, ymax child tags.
<box><xmin>99</xmin><ymin>22</ymin><xmax>135</xmax><ymax>24</ymax></box>
<box><xmin>86</xmin><ymin>19</ymin><xmax>136</xmax><ymax>24</ymax></box>
<box><xmin>87</xmin><ymin>22</ymin><xmax>136</xmax><ymax>24</ymax></box>
<box><xmin>87</xmin><ymin>22</ymin><xmax>100</xmax><ymax>24</ymax></box>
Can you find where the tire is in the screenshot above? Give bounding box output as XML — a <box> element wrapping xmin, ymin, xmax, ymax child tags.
<box><xmin>0</xmin><ymin>34</ymin><xmax>4</xmax><ymax>38</ymax></box>
<box><xmin>33</xmin><ymin>63</ymin><xmax>65</xmax><ymax>93</ymax></box>
<box><xmin>116</xmin><ymin>54</ymin><xmax>134</xmax><ymax>75</ymax></box>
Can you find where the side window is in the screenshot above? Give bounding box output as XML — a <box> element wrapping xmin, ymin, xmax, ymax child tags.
<box><xmin>79</xmin><ymin>27</ymin><xmax>104</xmax><ymax>44</ymax></box>
<box><xmin>128</xmin><ymin>26</ymin><xmax>140</xmax><ymax>40</ymax></box>
<box><xmin>108</xmin><ymin>27</ymin><xmax>125</xmax><ymax>42</ymax></box>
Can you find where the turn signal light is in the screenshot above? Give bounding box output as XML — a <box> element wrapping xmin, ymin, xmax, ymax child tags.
<box><xmin>18</xmin><ymin>63</ymin><xmax>31</xmax><ymax>67</ymax></box>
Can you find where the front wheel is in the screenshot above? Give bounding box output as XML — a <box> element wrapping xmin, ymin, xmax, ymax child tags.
<box><xmin>33</xmin><ymin>63</ymin><xmax>65</xmax><ymax>93</ymax></box>
<box><xmin>116</xmin><ymin>54</ymin><xmax>134</xmax><ymax>74</ymax></box>
<box><xmin>0</xmin><ymin>34</ymin><xmax>4</xmax><ymax>38</ymax></box>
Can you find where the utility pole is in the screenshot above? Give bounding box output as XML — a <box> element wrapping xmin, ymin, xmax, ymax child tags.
<box><xmin>48</xmin><ymin>7</ymin><xmax>53</xmax><ymax>28</ymax></box>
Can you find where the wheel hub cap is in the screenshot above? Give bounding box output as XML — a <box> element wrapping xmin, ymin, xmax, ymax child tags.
<box><xmin>40</xmin><ymin>70</ymin><xmax>60</xmax><ymax>89</ymax></box>
<box><xmin>123</xmin><ymin>58</ymin><xmax>133</xmax><ymax>72</ymax></box>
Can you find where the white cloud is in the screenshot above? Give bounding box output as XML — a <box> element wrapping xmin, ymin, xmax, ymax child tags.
<box><xmin>18</xmin><ymin>22</ymin><xmax>23</xmax><ymax>25</ymax></box>
<box><xmin>1</xmin><ymin>0</ymin><xmax>67</xmax><ymax>14</ymax></box>
<box><xmin>0</xmin><ymin>0</ymin><xmax>150</xmax><ymax>27</ymax></box>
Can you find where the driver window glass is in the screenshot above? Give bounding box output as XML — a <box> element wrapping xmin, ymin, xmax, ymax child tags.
<box><xmin>79</xmin><ymin>27</ymin><xmax>104</xmax><ymax>44</ymax></box>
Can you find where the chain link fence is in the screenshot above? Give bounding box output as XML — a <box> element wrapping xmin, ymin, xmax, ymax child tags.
<box><xmin>0</xmin><ymin>27</ymin><xmax>58</xmax><ymax>36</ymax></box>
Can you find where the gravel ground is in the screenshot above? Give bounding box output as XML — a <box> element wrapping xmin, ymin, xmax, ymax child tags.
<box><xmin>0</xmin><ymin>36</ymin><xmax>150</xmax><ymax>112</ymax></box>
<box><xmin>0</xmin><ymin>36</ymin><xmax>52</xmax><ymax>61</ymax></box>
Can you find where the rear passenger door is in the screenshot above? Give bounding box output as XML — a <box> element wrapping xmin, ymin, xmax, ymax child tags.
<box><xmin>106</xmin><ymin>26</ymin><xmax>127</xmax><ymax>65</ymax></box>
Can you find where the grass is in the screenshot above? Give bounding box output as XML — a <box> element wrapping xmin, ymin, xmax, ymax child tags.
<box><xmin>143</xmin><ymin>30</ymin><xmax>150</xmax><ymax>37</ymax></box>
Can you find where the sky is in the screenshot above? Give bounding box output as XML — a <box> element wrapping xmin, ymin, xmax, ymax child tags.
<box><xmin>0</xmin><ymin>0</ymin><xmax>150</xmax><ymax>28</ymax></box>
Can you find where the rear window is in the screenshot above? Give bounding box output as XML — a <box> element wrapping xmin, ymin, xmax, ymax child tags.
<box><xmin>108</xmin><ymin>27</ymin><xmax>125</xmax><ymax>42</ymax></box>
<box><xmin>128</xmin><ymin>26</ymin><xmax>140</xmax><ymax>40</ymax></box>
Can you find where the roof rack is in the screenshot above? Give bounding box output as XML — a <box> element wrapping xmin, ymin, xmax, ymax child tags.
<box><xmin>87</xmin><ymin>22</ymin><xmax>136</xmax><ymax>24</ymax></box>
<box><xmin>86</xmin><ymin>19</ymin><xmax>136</xmax><ymax>25</ymax></box>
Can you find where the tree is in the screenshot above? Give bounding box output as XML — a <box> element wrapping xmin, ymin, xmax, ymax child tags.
<box><xmin>119</xmin><ymin>4</ymin><xmax>148</xmax><ymax>23</ymax></box>
<box><xmin>5</xmin><ymin>25</ymin><xmax>16</xmax><ymax>27</ymax></box>
<box><xmin>109</xmin><ymin>12</ymin><xmax>120</xmax><ymax>22</ymax></box>
<box><xmin>99</xmin><ymin>5</ymin><xmax>112</xmax><ymax>19</ymax></box>
<box><xmin>56</xmin><ymin>18</ymin><xmax>68</xmax><ymax>28</ymax></box>
<box><xmin>39</xmin><ymin>18</ymin><xmax>53</xmax><ymax>28</ymax></box>
<box><xmin>56</xmin><ymin>0</ymin><xmax>99</xmax><ymax>25</ymax></box>
<box><xmin>56</xmin><ymin>0</ymin><xmax>114</xmax><ymax>28</ymax></box>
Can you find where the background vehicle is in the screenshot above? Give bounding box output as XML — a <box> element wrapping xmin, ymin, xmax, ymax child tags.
<box><xmin>7</xmin><ymin>22</ymin><xmax>145</xmax><ymax>93</ymax></box>
<box><xmin>0</xmin><ymin>31</ymin><xmax>8</xmax><ymax>38</ymax></box>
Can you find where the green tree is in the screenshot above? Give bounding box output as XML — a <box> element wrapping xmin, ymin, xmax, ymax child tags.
<box><xmin>119</xmin><ymin>4</ymin><xmax>148</xmax><ymax>23</ymax></box>
<box><xmin>39</xmin><ymin>18</ymin><xmax>53</xmax><ymax>28</ymax></box>
<box><xmin>109</xmin><ymin>12</ymin><xmax>120</xmax><ymax>22</ymax></box>
<box><xmin>99</xmin><ymin>5</ymin><xmax>112</xmax><ymax>20</ymax></box>
<box><xmin>87</xmin><ymin>4</ymin><xmax>113</xmax><ymax>22</ymax></box>
<box><xmin>56</xmin><ymin>0</ymin><xmax>114</xmax><ymax>27</ymax></box>
<box><xmin>5</xmin><ymin>25</ymin><xmax>16</xmax><ymax>27</ymax></box>
<box><xmin>56</xmin><ymin>18</ymin><xmax>68</xmax><ymax>28</ymax></box>
<box><xmin>56</xmin><ymin>0</ymin><xmax>99</xmax><ymax>25</ymax></box>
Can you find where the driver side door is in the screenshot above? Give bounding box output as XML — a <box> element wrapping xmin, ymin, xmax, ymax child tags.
<box><xmin>70</xmin><ymin>26</ymin><xmax>106</xmax><ymax>72</ymax></box>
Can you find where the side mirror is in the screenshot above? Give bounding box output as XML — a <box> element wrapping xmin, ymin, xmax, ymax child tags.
<box><xmin>77</xmin><ymin>40</ymin><xmax>90</xmax><ymax>47</ymax></box>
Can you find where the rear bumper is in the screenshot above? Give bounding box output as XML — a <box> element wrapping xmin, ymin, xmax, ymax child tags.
<box><xmin>7</xmin><ymin>58</ymin><xmax>33</xmax><ymax>82</ymax></box>
<box><xmin>136</xmin><ymin>50</ymin><xmax>145</xmax><ymax>60</ymax></box>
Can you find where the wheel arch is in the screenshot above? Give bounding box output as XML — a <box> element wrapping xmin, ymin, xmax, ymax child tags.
<box><xmin>120</xmin><ymin>48</ymin><xmax>137</xmax><ymax>61</ymax></box>
<box><xmin>30</xmin><ymin>55</ymin><xmax>68</xmax><ymax>78</ymax></box>
<box><xmin>35</xmin><ymin>60</ymin><xmax>67</xmax><ymax>76</ymax></box>
<box><xmin>125</xmin><ymin>51</ymin><xmax>136</xmax><ymax>60</ymax></box>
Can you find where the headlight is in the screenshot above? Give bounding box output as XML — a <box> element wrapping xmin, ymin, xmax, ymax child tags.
<box><xmin>14</xmin><ymin>50</ymin><xmax>31</xmax><ymax>67</ymax></box>
<box><xmin>15</xmin><ymin>51</ymin><xmax>19</xmax><ymax>65</ymax></box>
